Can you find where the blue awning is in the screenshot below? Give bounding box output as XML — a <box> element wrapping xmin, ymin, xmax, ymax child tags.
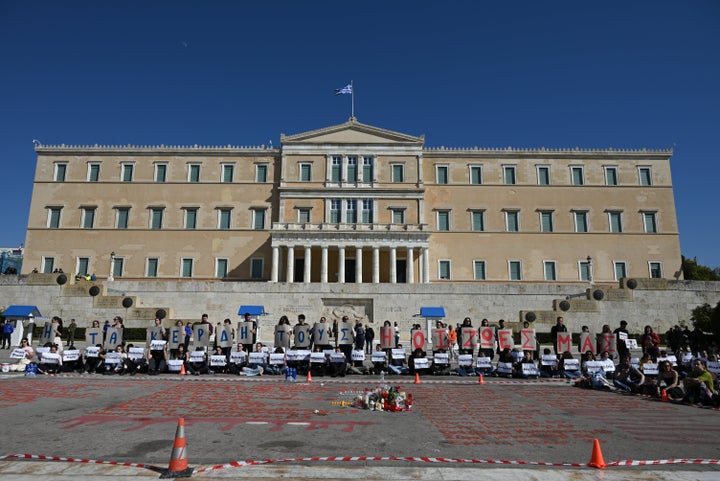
<box><xmin>238</xmin><ymin>305</ymin><xmax>265</xmax><ymax>316</ymax></box>
<box><xmin>2</xmin><ymin>305</ymin><xmax>42</xmax><ymax>318</ymax></box>
<box><xmin>420</xmin><ymin>307</ymin><xmax>445</xmax><ymax>318</ymax></box>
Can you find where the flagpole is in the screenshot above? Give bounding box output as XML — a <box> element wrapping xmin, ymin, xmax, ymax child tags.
<box><xmin>351</xmin><ymin>80</ymin><xmax>355</xmax><ymax>119</ymax></box>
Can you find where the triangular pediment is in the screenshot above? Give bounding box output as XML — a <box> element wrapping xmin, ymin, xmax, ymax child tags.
<box><xmin>281</xmin><ymin>118</ymin><xmax>424</xmax><ymax>146</ymax></box>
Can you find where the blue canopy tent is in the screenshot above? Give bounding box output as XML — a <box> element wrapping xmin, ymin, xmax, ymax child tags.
<box><xmin>237</xmin><ymin>305</ymin><xmax>266</xmax><ymax>317</ymax></box>
<box><xmin>419</xmin><ymin>306</ymin><xmax>446</xmax><ymax>347</ymax></box>
<box><xmin>2</xmin><ymin>305</ymin><xmax>42</xmax><ymax>319</ymax></box>
<box><xmin>2</xmin><ymin>305</ymin><xmax>42</xmax><ymax>345</ymax></box>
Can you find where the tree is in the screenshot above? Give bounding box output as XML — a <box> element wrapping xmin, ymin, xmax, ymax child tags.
<box><xmin>682</xmin><ymin>256</ymin><xmax>720</xmax><ymax>281</ymax></box>
<box><xmin>691</xmin><ymin>301</ymin><xmax>720</xmax><ymax>345</ymax></box>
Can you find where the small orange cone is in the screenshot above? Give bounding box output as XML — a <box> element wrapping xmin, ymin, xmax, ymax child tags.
<box><xmin>179</xmin><ymin>363</ymin><xmax>186</xmax><ymax>376</ymax></box>
<box><xmin>160</xmin><ymin>418</ymin><xmax>193</xmax><ymax>478</ymax></box>
<box><xmin>414</xmin><ymin>373</ymin><xmax>421</xmax><ymax>384</ymax></box>
<box><xmin>306</xmin><ymin>370</ymin><xmax>312</xmax><ymax>383</ymax></box>
<box><xmin>478</xmin><ymin>374</ymin><xmax>485</xmax><ymax>385</ymax></box>
<box><xmin>661</xmin><ymin>389</ymin><xmax>668</xmax><ymax>402</ymax></box>
<box><xmin>588</xmin><ymin>438</ymin><xmax>606</xmax><ymax>469</ymax></box>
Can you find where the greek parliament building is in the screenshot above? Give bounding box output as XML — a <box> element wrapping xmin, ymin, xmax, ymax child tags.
<box><xmin>23</xmin><ymin>118</ymin><xmax>681</xmax><ymax>285</ymax></box>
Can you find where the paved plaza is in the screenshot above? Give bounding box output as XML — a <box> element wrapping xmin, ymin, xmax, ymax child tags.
<box><xmin>1</xmin><ymin>373</ymin><xmax>719</xmax><ymax>479</ymax></box>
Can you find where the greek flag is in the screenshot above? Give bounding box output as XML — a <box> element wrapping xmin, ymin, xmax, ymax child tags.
<box><xmin>335</xmin><ymin>84</ymin><xmax>352</xmax><ymax>95</ymax></box>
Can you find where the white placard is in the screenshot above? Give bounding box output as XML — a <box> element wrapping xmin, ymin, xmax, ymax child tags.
<box><xmin>618</xmin><ymin>331</ymin><xmax>628</xmax><ymax>341</ymax></box>
<box><xmin>310</xmin><ymin>352</ymin><xmax>326</xmax><ymax>363</ymax></box>
<box><xmin>63</xmin><ymin>350</ymin><xmax>80</xmax><ymax>362</ymax></box>
<box><xmin>167</xmin><ymin>359</ymin><xmax>183</xmax><ymax>372</ymax></box>
<box><xmin>105</xmin><ymin>352</ymin><xmax>122</xmax><ymax>365</ymax></box>
<box><xmin>658</xmin><ymin>355</ymin><xmax>677</xmax><ymax>366</ymax></box>
<box><xmin>330</xmin><ymin>352</ymin><xmax>347</xmax><ymax>363</ymax></box>
<box><xmin>413</xmin><ymin>358</ymin><xmax>430</xmax><ymax>369</ymax></box>
<box><xmin>497</xmin><ymin>361</ymin><xmax>513</xmax><ymax>374</ymax></box>
<box><xmin>286</xmin><ymin>349</ymin><xmax>311</xmax><ymax>361</ymax></box>
<box><xmin>36</xmin><ymin>346</ymin><xmax>50</xmax><ymax>357</ymax></box>
<box><xmin>458</xmin><ymin>354</ymin><xmax>473</xmax><ymax>366</ymax></box>
<box><xmin>230</xmin><ymin>351</ymin><xmax>247</xmax><ymax>363</ymax></box>
<box><xmin>433</xmin><ymin>353</ymin><xmax>449</xmax><ymax>365</ymax></box>
<box><xmin>601</xmin><ymin>359</ymin><xmax>615</xmax><ymax>373</ymax></box>
<box><xmin>351</xmin><ymin>350</ymin><xmax>366</xmax><ymax>361</ymax></box>
<box><xmin>476</xmin><ymin>356</ymin><xmax>492</xmax><ymax>368</ymax></box>
<box><xmin>41</xmin><ymin>352</ymin><xmax>60</xmax><ymax>364</ymax></box>
<box><xmin>584</xmin><ymin>361</ymin><xmax>604</xmax><ymax>373</ymax></box>
<box><xmin>521</xmin><ymin>362</ymin><xmax>539</xmax><ymax>376</ymax></box>
<box><xmin>541</xmin><ymin>354</ymin><xmax>558</xmax><ymax>367</ymax></box>
<box><xmin>10</xmin><ymin>348</ymin><xmax>27</xmax><ymax>359</ymax></box>
<box><xmin>391</xmin><ymin>348</ymin><xmax>406</xmax><ymax>360</ymax></box>
<box><xmin>189</xmin><ymin>351</ymin><xmax>205</xmax><ymax>362</ymax></box>
<box><xmin>85</xmin><ymin>346</ymin><xmax>99</xmax><ymax>358</ymax></box>
<box><xmin>630</xmin><ymin>357</ymin><xmax>640</xmax><ymax>369</ymax></box>
<box><xmin>643</xmin><ymin>363</ymin><xmax>659</xmax><ymax>376</ymax></box>
<box><xmin>624</xmin><ymin>339</ymin><xmax>638</xmax><ymax>349</ymax></box>
<box><xmin>128</xmin><ymin>347</ymin><xmax>145</xmax><ymax>360</ymax></box>
<box><xmin>707</xmin><ymin>361</ymin><xmax>720</xmax><ymax>374</ymax></box>
<box><xmin>562</xmin><ymin>359</ymin><xmax>580</xmax><ymax>371</ymax></box>
<box><xmin>371</xmin><ymin>352</ymin><xmax>387</xmax><ymax>362</ymax></box>
<box><xmin>249</xmin><ymin>352</ymin><xmax>266</xmax><ymax>364</ymax></box>
<box><xmin>150</xmin><ymin>340</ymin><xmax>167</xmax><ymax>351</ymax></box>
<box><xmin>210</xmin><ymin>355</ymin><xmax>226</xmax><ymax>366</ymax></box>
<box><xmin>269</xmin><ymin>353</ymin><xmax>285</xmax><ymax>365</ymax></box>
<box><xmin>681</xmin><ymin>353</ymin><xmax>694</xmax><ymax>366</ymax></box>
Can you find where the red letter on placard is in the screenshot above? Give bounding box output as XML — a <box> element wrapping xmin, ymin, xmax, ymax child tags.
<box><xmin>599</xmin><ymin>333</ymin><xmax>616</xmax><ymax>355</ymax></box>
<box><xmin>480</xmin><ymin>327</ymin><xmax>494</xmax><ymax>349</ymax></box>
<box><xmin>498</xmin><ymin>329</ymin><xmax>514</xmax><ymax>350</ymax></box>
<box><xmin>380</xmin><ymin>326</ymin><xmax>394</xmax><ymax>349</ymax></box>
<box><xmin>521</xmin><ymin>329</ymin><xmax>536</xmax><ymax>350</ymax></box>
<box><xmin>412</xmin><ymin>329</ymin><xmax>425</xmax><ymax>350</ymax></box>
<box><xmin>580</xmin><ymin>333</ymin><xmax>595</xmax><ymax>354</ymax></box>
<box><xmin>432</xmin><ymin>329</ymin><xmax>449</xmax><ymax>349</ymax></box>
<box><xmin>461</xmin><ymin>327</ymin><xmax>477</xmax><ymax>349</ymax></box>
<box><xmin>557</xmin><ymin>332</ymin><xmax>572</xmax><ymax>353</ymax></box>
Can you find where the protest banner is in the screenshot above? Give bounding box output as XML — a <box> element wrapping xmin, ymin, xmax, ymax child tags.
<box><xmin>380</xmin><ymin>326</ymin><xmax>394</xmax><ymax>349</ymax></box>
<box><xmin>520</xmin><ymin>328</ymin><xmax>536</xmax><ymax>351</ymax></box>
<box><xmin>497</xmin><ymin>329</ymin><xmax>514</xmax><ymax>350</ymax></box>
<box><xmin>293</xmin><ymin>324</ymin><xmax>312</xmax><ymax>348</ymax></box>
<box><xmin>85</xmin><ymin>327</ymin><xmax>103</xmax><ymax>347</ymax></box>
<box><xmin>313</xmin><ymin>322</ymin><xmax>332</xmax><ymax>346</ymax></box>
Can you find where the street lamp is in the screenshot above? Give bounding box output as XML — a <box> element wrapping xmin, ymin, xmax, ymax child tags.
<box><xmin>587</xmin><ymin>255</ymin><xmax>593</xmax><ymax>285</ymax></box>
<box><xmin>109</xmin><ymin>251</ymin><xmax>115</xmax><ymax>281</ymax></box>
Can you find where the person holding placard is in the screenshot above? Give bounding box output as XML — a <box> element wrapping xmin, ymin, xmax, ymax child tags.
<box><xmin>123</xmin><ymin>343</ymin><xmax>147</xmax><ymax>375</ymax></box>
<box><xmin>209</xmin><ymin>346</ymin><xmax>228</xmax><ymax>374</ymax></box>
<box><xmin>558</xmin><ymin>351</ymin><xmax>581</xmax><ymax>379</ymax></box>
<box><xmin>613</xmin><ymin>355</ymin><xmax>645</xmax><ymax>392</ymax></box>
<box><xmin>640</xmin><ymin>325</ymin><xmax>661</xmax><ymax>361</ymax></box>
<box><xmin>9</xmin><ymin>338</ymin><xmax>34</xmax><ymax>372</ymax></box>
<box><xmin>496</xmin><ymin>347</ymin><xmax>515</xmax><ymax>378</ymax></box>
<box><xmin>539</xmin><ymin>348</ymin><xmax>558</xmax><ymax>378</ymax></box>
<box><xmin>371</xmin><ymin>343</ymin><xmax>388</xmax><ymax>374</ymax></box>
<box><xmin>148</xmin><ymin>341</ymin><xmax>168</xmax><ymax>375</ymax></box>
<box><xmin>227</xmin><ymin>343</ymin><xmax>248</xmax><ymax>375</ymax></box>
<box><xmin>388</xmin><ymin>344</ymin><xmax>409</xmax><ymax>375</ymax></box>
<box><xmin>551</xmin><ymin>317</ymin><xmax>567</xmax><ymax>355</ymax></box>
<box><xmin>187</xmin><ymin>346</ymin><xmax>211</xmax><ymax>375</ymax></box>
<box><xmin>614</xmin><ymin>320</ymin><xmax>630</xmax><ymax>360</ymax></box>
<box><xmin>515</xmin><ymin>350</ymin><xmax>539</xmax><ymax>379</ymax></box>
<box><xmin>38</xmin><ymin>344</ymin><xmax>62</xmax><ymax>375</ymax></box>
<box><xmin>364</xmin><ymin>324</ymin><xmax>375</xmax><ymax>354</ymax></box>
<box><xmin>328</xmin><ymin>347</ymin><xmax>347</xmax><ymax>377</ymax></box>
<box><xmin>408</xmin><ymin>347</ymin><xmax>431</xmax><ymax>376</ymax></box>
<box><xmin>312</xmin><ymin>317</ymin><xmax>333</xmax><ymax>351</ymax></box>
<box><xmin>683</xmin><ymin>359</ymin><xmax>716</xmax><ymax>405</ymax></box>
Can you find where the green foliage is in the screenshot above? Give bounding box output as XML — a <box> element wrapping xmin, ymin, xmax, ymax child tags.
<box><xmin>682</xmin><ymin>256</ymin><xmax>720</xmax><ymax>281</ymax></box>
<box><xmin>691</xmin><ymin>301</ymin><xmax>720</xmax><ymax>343</ymax></box>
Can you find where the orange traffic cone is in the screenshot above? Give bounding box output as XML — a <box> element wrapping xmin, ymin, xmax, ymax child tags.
<box><xmin>179</xmin><ymin>363</ymin><xmax>186</xmax><ymax>376</ymax></box>
<box><xmin>478</xmin><ymin>374</ymin><xmax>485</xmax><ymax>385</ymax></box>
<box><xmin>160</xmin><ymin>418</ymin><xmax>193</xmax><ymax>478</ymax></box>
<box><xmin>306</xmin><ymin>370</ymin><xmax>312</xmax><ymax>383</ymax></box>
<box><xmin>661</xmin><ymin>389</ymin><xmax>668</xmax><ymax>402</ymax></box>
<box><xmin>587</xmin><ymin>438</ymin><xmax>606</xmax><ymax>469</ymax></box>
<box><xmin>414</xmin><ymin>373</ymin><xmax>421</xmax><ymax>384</ymax></box>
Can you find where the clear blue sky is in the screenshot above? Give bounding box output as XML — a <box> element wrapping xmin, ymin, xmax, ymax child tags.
<box><xmin>2</xmin><ymin>1</ymin><xmax>719</xmax><ymax>267</ymax></box>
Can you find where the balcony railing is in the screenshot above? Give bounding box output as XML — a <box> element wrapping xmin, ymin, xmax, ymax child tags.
<box><xmin>272</xmin><ymin>222</ymin><xmax>427</xmax><ymax>232</ymax></box>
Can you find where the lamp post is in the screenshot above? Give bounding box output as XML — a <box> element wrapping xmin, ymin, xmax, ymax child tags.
<box><xmin>108</xmin><ymin>251</ymin><xmax>115</xmax><ymax>281</ymax></box>
<box><xmin>587</xmin><ymin>255</ymin><xmax>593</xmax><ymax>285</ymax></box>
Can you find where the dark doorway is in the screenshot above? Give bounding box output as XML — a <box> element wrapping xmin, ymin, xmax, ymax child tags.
<box><xmin>294</xmin><ymin>258</ymin><xmax>305</xmax><ymax>282</ymax></box>
<box><xmin>396</xmin><ymin>259</ymin><xmax>407</xmax><ymax>283</ymax></box>
<box><xmin>345</xmin><ymin>259</ymin><xmax>356</xmax><ymax>283</ymax></box>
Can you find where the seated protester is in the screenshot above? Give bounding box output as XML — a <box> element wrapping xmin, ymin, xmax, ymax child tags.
<box><xmin>496</xmin><ymin>347</ymin><xmax>515</xmax><ymax>378</ymax></box>
<box><xmin>388</xmin><ymin>344</ymin><xmax>409</xmax><ymax>375</ymax></box>
<box><xmin>348</xmin><ymin>347</ymin><xmax>369</xmax><ymax>375</ymax></box>
<box><xmin>246</xmin><ymin>342</ymin><xmax>271</xmax><ymax>375</ymax></box>
<box><xmin>455</xmin><ymin>353</ymin><xmax>475</xmax><ymax>376</ymax></box>
<box><xmin>38</xmin><ymin>343</ymin><xmax>63</xmax><ymax>375</ymax></box>
<box><xmin>613</xmin><ymin>355</ymin><xmax>646</xmax><ymax>393</ymax></box>
<box><xmin>408</xmin><ymin>347</ymin><xmax>431</xmax><ymax>376</ymax></box>
<box><xmin>61</xmin><ymin>343</ymin><xmax>83</xmax><ymax>373</ymax></box>
<box><xmin>515</xmin><ymin>350</ymin><xmax>539</xmax><ymax>379</ymax></box>
<box><xmin>9</xmin><ymin>338</ymin><xmax>35</xmax><ymax>372</ymax></box>
<box><xmin>580</xmin><ymin>351</ymin><xmax>597</xmax><ymax>376</ymax></box>
<box><xmin>85</xmin><ymin>344</ymin><xmax>106</xmax><ymax>374</ymax></box>
<box><xmin>329</xmin><ymin>347</ymin><xmax>348</xmax><ymax>377</ymax></box>
<box><xmin>371</xmin><ymin>344</ymin><xmax>388</xmax><ymax>375</ymax></box>
<box><xmin>227</xmin><ymin>343</ymin><xmax>248</xmax><ymax>375</ymax></box>
<box><xmin>598</xmin><ymin>350</ymin><xmax>615</xmax><ymax>379</ymax></box>
<box><xmin>105</xmin><ymin>345</ymin><xmax>127</xmax><ymax>375</ymax></box>
<box><xmin>255</xmin><ymin>342</ymin><xmax>282</xmax><ymax>375</ymax></box>
<box><xmin>209</xmin><ymin>346</ymin><xmax>228</xmax><ymax>374</ymax></box>
<box><xmin>558</xmin><ymin>351</ymin><xmax>581</xmax><ymax>379</ymax></box>
<box><xmin>432</xmin><ymin>349</ymin><xmax>452</xmax><ymax>376</ymax></box>
<box><xmin>653</xmin><ymin>360</ymin><xmax>683</xmax><ymax>400</ymax></box>
<box><xmin>123</xmin><ymin>344</ymin><xmax>147</xmax><ymax>375</ymax></box>
<box><xmin>148</xmin><ymin>344</ymin><xmax>168</xmax><ymax>375</ymax></box>
<box><xmin>268</xmin><ymin>346</ymin><xmax>288</xmax><ymax>376</ymax></box>
<box><xmin>187</xmin><ymin>347</ymin><xmax>211</xmax><ymax>375</ymax></box>
<box><xmin>539</xmin><ymin>348</ymin><xmax>558</xmax><ymax>378</ymax></box>
<box><xmin>310</xmin><ymin>346</ymin><xmax>329</xmax><ymax>377</ymax></box>
<box><xmin>474</xmin><ymin>352</ymin><xmax>494</xmax><ymax>376</ymax></box>
<box><xmin>683</xmin><ymin>359</ymin><xmax>716</xmax><ymax>406</ymax></box>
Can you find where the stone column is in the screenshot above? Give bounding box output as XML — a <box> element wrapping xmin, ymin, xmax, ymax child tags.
<box><xmin>286</xmin><ymin>246</ymin><xmax>295</xmax><ymax>283</ymax></box>
<box><xmin>355</xmin><ymin>247</ymin><xmax>363</xmax><ymax>284</ymax></box>
<box><xmin>321</xmin><ymin>246</ymin><xmax>328</xmax><ymax>284</ymax></box>
<box><xmin>418</xmin><ymin>248</ymin><xmax>425</xmax><ymax>283</ymax></box>
<box><xmin>422</xmin><ymin>247</ymin><xmax>430</xmax><ymax>284</ymax></box>
<box><xmin>407</xmin><ymin>247</ymin><xmax>414</xmax><ymax>284</ymax></box>
<box><xmin>389</xmin><ymin>247</ymin><xmax>397</xmax><ymax>284</ymax></box>
<box><xmin>271</xmin><ymin>246</ymin><xmax>279</xmax><ymax>282</ymax></box>
<box><xmin>338</xmin><ymin>246</ymin><xmax>346</xmax><ymax>284</ymax></box>
<box><xmin>372</xmin><ymin>247</ymin><xmax>380</xmax><ymax>283</ymax></box>
<box><xmin>304</xmin><ymin>246</ymin><xmax>312</xmax><ymax>283</ymax></box>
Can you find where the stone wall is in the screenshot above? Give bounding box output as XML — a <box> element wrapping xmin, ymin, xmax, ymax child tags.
<box><xmin>1</xmin><ymin>275</ymin><xmax>718</xmax><ymax>341</ymax></box>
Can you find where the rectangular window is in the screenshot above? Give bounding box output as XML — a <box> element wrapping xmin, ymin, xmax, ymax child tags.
<box><xmin>571</xmin><ymin>166</ymin><xmax>584</xmax><ymax>185</ymax></box>
<box><xmin>48</xmin><ymin>207</ymin><xmax>62</xmax><ymax>229</ymax></box>
<box><xmin>155</xmin><ymin>164</ymin><xmax>167</xmax><ymax>182</ymax></box>
<box><xmin>252</xmin><ymin>209</ymin><xmax>266</xmax><ymax>230</ymax></box>
<box><xmin>150</xmin><ymin>208</ymin><xmax>164</xmax><ymax>229</ymax></box>
<box><xmin>218</xmin><ymin>208</ymin><xmax>232</xmax><ymax>229</ymax></box>
<box><xmin>112</xmin><ymin>257</ymin><xmax>124</xmax><ymax>278</ymax></box>
<box><xmin>347</xmin><ymin>156</ymin><xmax>358</xmax><ymax>181</ymax></box>
<box><xmin>251</xmin><ymin>258</ymin><xmax>264</xmax><ymax>279</ymax></box>
<box><xmin>649</xmin><ymin>261</ymin><xmax>662</xmax><ymax>278</ymax></box>
<box><xmin>330</xmin><ymin>200</ymin><xmax>341</xmax><ymax>223</ymax></box>
<box><xmin>256</xmin><ymin>164</ymin><xmax>268</xmax><ymax>183</ymax></box>
<box><xmin>391</xmin><ymin>208</ymin><xmax>405</xmax><ymax>224</ymax></box>
<box><xmin>188</xmin><ymin>164</ymin><xmax>201</xmax><ymax>182</ymax></box>
<box><xmin>643</xmin><ymin>212</ymin><xmax>658</xmax><ymax>233</ymax></box>
<box><xmin>471</xmin><ymin>210</ymin><xmax>485</xmax><ymax>231</ymax></box>
<box><xmin>503</xmin><ymin>165</ymin><xmax>516</xmax><ymax>185</ymax></box>
<box><xmin>54</xmin><ymin>163</ymin><xmax>67</xmax><ymax>182</ymax></box>
<box><xmin>116</xmin><ymin>207</ymin><xmax>129</xmax><ymax>229</ymax></box>
<box><xmin>361</xmin><ymin>200</ymin><xmax>373</xmax><ymax>223</ymax></box>
<box><xmin>216</xmin><ymin>258</ymin><xmax>228</xmax><ymax>278</ymax></box>
<box><xmin>505</xmin><ymin>210</ymin><xmax>519</xmax><ymax>232</ymax></box>
<box><xmin>436</xmin><ymin>165</ymin><xmax>449</xmax><ymax>184</ymax></box>
<box><xmin>298</xmin><ymin>208</ymin><xmax>311</xmax><ymax>224</ymax></box>
<box><xmin>181</xmin><ymin>258</ymin><xmax>193</xmax><ymax>278</ymax></box>
<box><xmin>537</xmin><ymin>166</ymin><xmax>550</xmax><ymax>185</ymax></box>
<box><xmin>121</xmin><ymin>164</ymin><xmax>134</xmax><ymax>182</ymax></box>
<box><xmin>574</xmin><ymin>211</ymin><xmax>588</xmax><ymax>233</ymax></box>
<box><xmin>82</xmin><ymin>207</ymin><xmax>96</xmax><ymax>229</ymax></box>
<box><xmin>439</xmin><ymin>260</ymin><xmax>451</xmax><ymax>280</ymax></box>
<box><xmin>470</xmin><ymin>165</ymin><xmax>482</xmax><ymax>185</ymax></box>
<box><xmin>473</xmin><ymin>260</ymin><xmax>486</xmax><ymax>280</ymax></box>
<box><xmin>77</xmin><ymin>257</ymin><xmax>89</xmax><ymax>277</ymax></box>
<box><xmin>392</xmin><ymin>164</ymin><xmax>404</xmax><ymax>183</ymax></box>
<box><xmin>184</xmin><ymin>208</ymin><xmax>197</xmax><ymax>229</ymax></box>
<box><xmin>437</xmin><ymin>210</ymin><xmax>450</xmax><ymax>231</ymax></box>
<box><xmin>42</xmin><ymin>257</ymin><xmax>55</xmax><ymax>274</ymax></box>
<box><xmin>222</xmin><ymin>164</ymin><xmax>234</xmax><ymax>183</ymax></box>
<box><xmin>300</xmin><ymin>163</ymin><xmax>312</xmax><ymax>181</ymax></box>
<box><xmin>639</xmin><ymin>167</ymin><xmax>652</xmax><ymax>186</ymax></box>
<box><xmin>579</xmin><ymin>260</ymin><xmax>591</xmax><ymax>281</ymax></box>
<box><xmin>614</xmin><ymin>261</ymin><xmax>627</xmax><ymax>281</ymax></box>
<box><xmin>346</xmin><ymin>200</ymin><xmax>357</xmax><ymax>224</ymax></box>
<box><xmin>331</xmin><ymin>156</ymin><xmax>341</xmax><ymax>182</ymax></box>
<box><xmin>605</xmin><ymin>166</ymin><xmax>618</xmax><ymax>186</ymax></box>
<box><xmin>88</xmin><ymin>163</ymin><xmax>100</xmax><ymax>182</ymax></box>
<box><xmin>544</xmin><ymin>261</ymin><xmax>557</xmax><ymax>281</ymax></box>
<box><xmin>609</xmin><ymin>211</ymin><xmax>623</xmax><ymax>233</ymax></box>
<box><xmin>146</xmin><ymin>258</ymin><xmax>159</xmax><ymax>277</ymax></box>
<box><xmin>509</xmin><ymin>260</ymin><xmax>522</xmax><ymax>281</ymax></box>
<box><xmin>540</xmin><ymin>211</ymin><xmax>554</xmax><ymax>232</ymax></box>
<box><xmin>362</xmin><ymin>156</ymin><xmax>373</xmax><ymax>182</ymax></box>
